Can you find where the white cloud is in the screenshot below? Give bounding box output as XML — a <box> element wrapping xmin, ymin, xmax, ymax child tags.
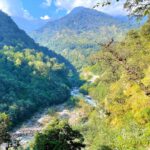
<box><xmin>55</xmin><ymin>0</ymin><xmax>97</xmax><ymax>10</ymax></box>
<box><xmin>40</xmin><ymin>15</ymin><xmax>51</xmax><ymax>20</ymax></box>
<box><xmin>54</xmin><ymin>0</ymin><xmax>127</xmax><ymax>16</ymax></box>
<box><xmin>0</xmin><ymin>0</ymin><xmax>34</xmax><ymax>19</ymax></box>
<box><xmin>42</xmin><ymin>0</ymin><xmax>52</xmax><ymax>7</ymax></box>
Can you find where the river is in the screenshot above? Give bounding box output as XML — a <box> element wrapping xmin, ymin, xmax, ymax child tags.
<box><xmin>10</xmin><ymin>88</ymin><xmax>96</xmax><ymax>146</ymax></box>
<box><xmin>71</xmin><ymin>87</ymin><xmax>97</xmax><ymax>107</ymax></box>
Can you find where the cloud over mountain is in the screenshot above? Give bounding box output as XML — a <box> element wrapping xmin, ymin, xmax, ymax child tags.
<box><xmin>47</xmin><ymin>0</ymin><xmax>127</xmax><ymax>16</ymax></box>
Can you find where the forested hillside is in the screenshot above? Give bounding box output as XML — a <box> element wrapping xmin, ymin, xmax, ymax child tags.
<box><xmin>0</xmin><ymin>47</ymin><xmax>70</xmax><ymax>124</ymax></box>
<box><xmin>31</xmin><ymin>7</ymin><xmax>138</xmax><ymax>69</ymax></box>
<box><xmin>0</xmin><ymin>11</ymin><xmax>71</xmax><ymax>126</ymax></box>
<box><xmin>0</xmin><ymin>1</ymin><xmax>149</xmax><ymax>149</ymax></box>
<box><xmin>0</xmin><ymin>11</ymin><xmax>36</xmax><ymax>49</ymax></box>
<box><xmin>0</xmin><ymin>11</ymin><xmax>76</xmax><ymax>72</ymax></box>
<box><xmin>80</xmin><ymin>18</ymin><xmax>150</xmax><ymax>149</ymax></box>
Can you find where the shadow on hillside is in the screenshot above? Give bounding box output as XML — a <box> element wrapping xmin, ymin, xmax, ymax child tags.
<box><xmin>36</xmin><ymin>44</ymin><xmax>84</xmax><ymax>87</ymax></box>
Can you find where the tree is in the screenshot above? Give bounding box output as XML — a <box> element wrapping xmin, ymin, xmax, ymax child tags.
<box><xmin>94</xmin><ymin>0</ymin><xmax>150</xmax><ymax>17</ymax></box>
<box><xmin>0</xmin><ymin>113</ymin><xmax>10</xmax><ymax>144</ymax></box>
<box><xmin>32</xmin><ymin>119</ymin><xmax>85</xmax><ymax>150</ymax></box>
<box><xmin>124</xmin><ymin>0</ymin><xmax>150</xmax><ymax>16</ymax></box>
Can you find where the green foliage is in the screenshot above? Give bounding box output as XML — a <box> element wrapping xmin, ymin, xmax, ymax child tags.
<box><xmin>0</xmin><ymin>10</ymin><xmax>76</xmax><ymax>73</ymax></box>
<box><xmin>0</xmin><ymin>11</ymin><xmax>73</xmax><ymax>127</ymax></box>
<box><xmin>0</xmin><ymin>113</ymin><xmax>10</xmax><ymax>144</ymax></box>
<box><xmin>0</xmin><ymin>46</ymin><xmax>70</xmax><ymax>125</ymax></box>
<box><xmin>31</xmin><ymin>119</ymin><xmax>85</xmax><ymax>150</ymax></box>
<box><xmin>31</xmin><ymin>7</ymin><xmax>136</xmax><ymax>70</ymax></box>
<box><xmin>47</xmin><ymin>107</ymin><xmax>57</xmax><ymax>116</ymax></box>
<box><xmin>80</xmin><ymin>19</ymin><xmax>150</xmax><ymax>149</ymax></box>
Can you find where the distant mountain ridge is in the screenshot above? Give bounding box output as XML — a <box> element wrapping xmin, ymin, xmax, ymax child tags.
<box><xmin>31</xmin><ymin>7</ymin><xmax>138</xmax><ymax>69</ymax></box>
<box><xmin>36</xmin><ymin>7</ymin><xmax>132</xmax><ymax>33</ymax></box>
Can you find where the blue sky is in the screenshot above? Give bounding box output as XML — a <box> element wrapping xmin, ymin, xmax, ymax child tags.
<box><xmin>0</xmin><ymin>0</ymin><xmax>127</xmax><ymax>21</ymax></box>
<box><xmin>22</xmin><ymin>0</ymin><xmax>67</xmax><ymax>20</ymax></box>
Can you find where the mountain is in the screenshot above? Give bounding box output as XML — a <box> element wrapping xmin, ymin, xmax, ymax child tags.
<box><xmin>0</xmin><ymin>11</ymin><xmax>36</xmax><ymax>49</ymax></box>
<box><xmin>0</xmin><ymin>10</ymin><xmax>72</xmax><ymax>125</ymax></box>
<box><xmin>31</xmin><ymin>7</ymin><xmax>138</xmax><ymax>69</ymax></box>
<box><xmin>0</xmin><ymin>11</ymin><xmax>76</xmax><ymax>72</ymax></box>
<box><xmin>36</xmin><ymin>7</ymin><xmax>132</xmax><ymax>32</ymax></box>
<box><xmin>79</xmin><ymin>19</ymin><xmax>150</xmax><ymax>149</ymax></box>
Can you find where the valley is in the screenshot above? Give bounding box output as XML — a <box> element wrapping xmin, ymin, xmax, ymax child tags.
<box><xmin>0</xmin><ymin>1</ymin><xmax>149</xmax><ymax>150</ymax></box>
<box><xmin>10</xmin><ymin>88</ymin><xmax>96</xmax><ymax>147</ymax></box>
<box><xmin>31</xmin><ymin>7</ymin><xmax>139</xmax><ymax>70</ymax></box>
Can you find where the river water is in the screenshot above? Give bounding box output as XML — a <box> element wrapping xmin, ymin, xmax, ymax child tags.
<box><xmin>71</xmin><ymin>87</ymin><xmax>97</xmax><ymax>107</ymax></box>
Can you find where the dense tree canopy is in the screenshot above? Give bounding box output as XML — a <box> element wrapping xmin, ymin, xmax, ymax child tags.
<box><xmin>0</xmin><ymin>46</ymin><xmax>70</xmax><ymax>125</ymax></box>
<box><xmin>0</xmin><ymin>113</ymin><xmax>10</xmax><ymax>144</ymax></box>
<box><xmin>31</xmin><ymin>119</ymin><xmax>85</xmax><ymax>150</ymax></box>
<box><xmin>80</xmin><ymin>18</ymin><xmax>150</xmax><ymax>149</ymax></box>
<box><xmin>0</xmin><ymin>10</ymin><xmax>73</xmax><ymax>128</ymax></box>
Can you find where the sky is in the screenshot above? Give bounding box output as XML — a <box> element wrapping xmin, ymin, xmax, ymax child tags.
<box><xmin>0</xmin><ymin>0</ymin><xmax>127</xmax><ymax>21</ymax></box>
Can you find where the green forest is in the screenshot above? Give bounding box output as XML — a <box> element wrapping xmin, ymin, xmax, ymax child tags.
<box><xmin>80</xmin><ymin>18</ymin><xmax>150</xmax><ymax>149</ymax></box>
<box><xmin>0</xmin><ymin>46</ymin><xmax>70</xmax><ymax>124</ymax></box>
<box><xmin>31</xmin><ymin>7</ymin><xmax>138</xmax><ymax>69</ymax></box>
<box><xmin>0</xmin><ymin>0</ymin><xmax>150</xmax><ymax>150</ymax></box>
<box><xmin>0</xmin><ymin>10</ymin><xmax>72</xmax><ymax>149</ymax></box>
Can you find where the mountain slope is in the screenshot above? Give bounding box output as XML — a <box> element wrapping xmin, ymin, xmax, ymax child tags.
<box><xmin>0</xmin><ymin>11</ymin><xmax>76</xmax><ymax>72</ymax></box>
<box><xmin>0</xmin><ymin>11</ymin><xmax>71</xmax><ymax>125</ymax></box>
<box><xmin>36</xmin><ymin>7</ymin><xmax>131</xmax><ymax>32</ymax></box>
<box><xmin>31</xmin><ymin>7</ymin><xmax>137</xmax><ymax>69</ymax></box>
<box><xmin>0</xmin><ymin>11</ymin><xmax>36</xmax><ymax>49</ymax></box>
<box><xmin>80</xmin><ymin>19</ymin><xmax>150</xmax><ymax>149</ymax></box>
